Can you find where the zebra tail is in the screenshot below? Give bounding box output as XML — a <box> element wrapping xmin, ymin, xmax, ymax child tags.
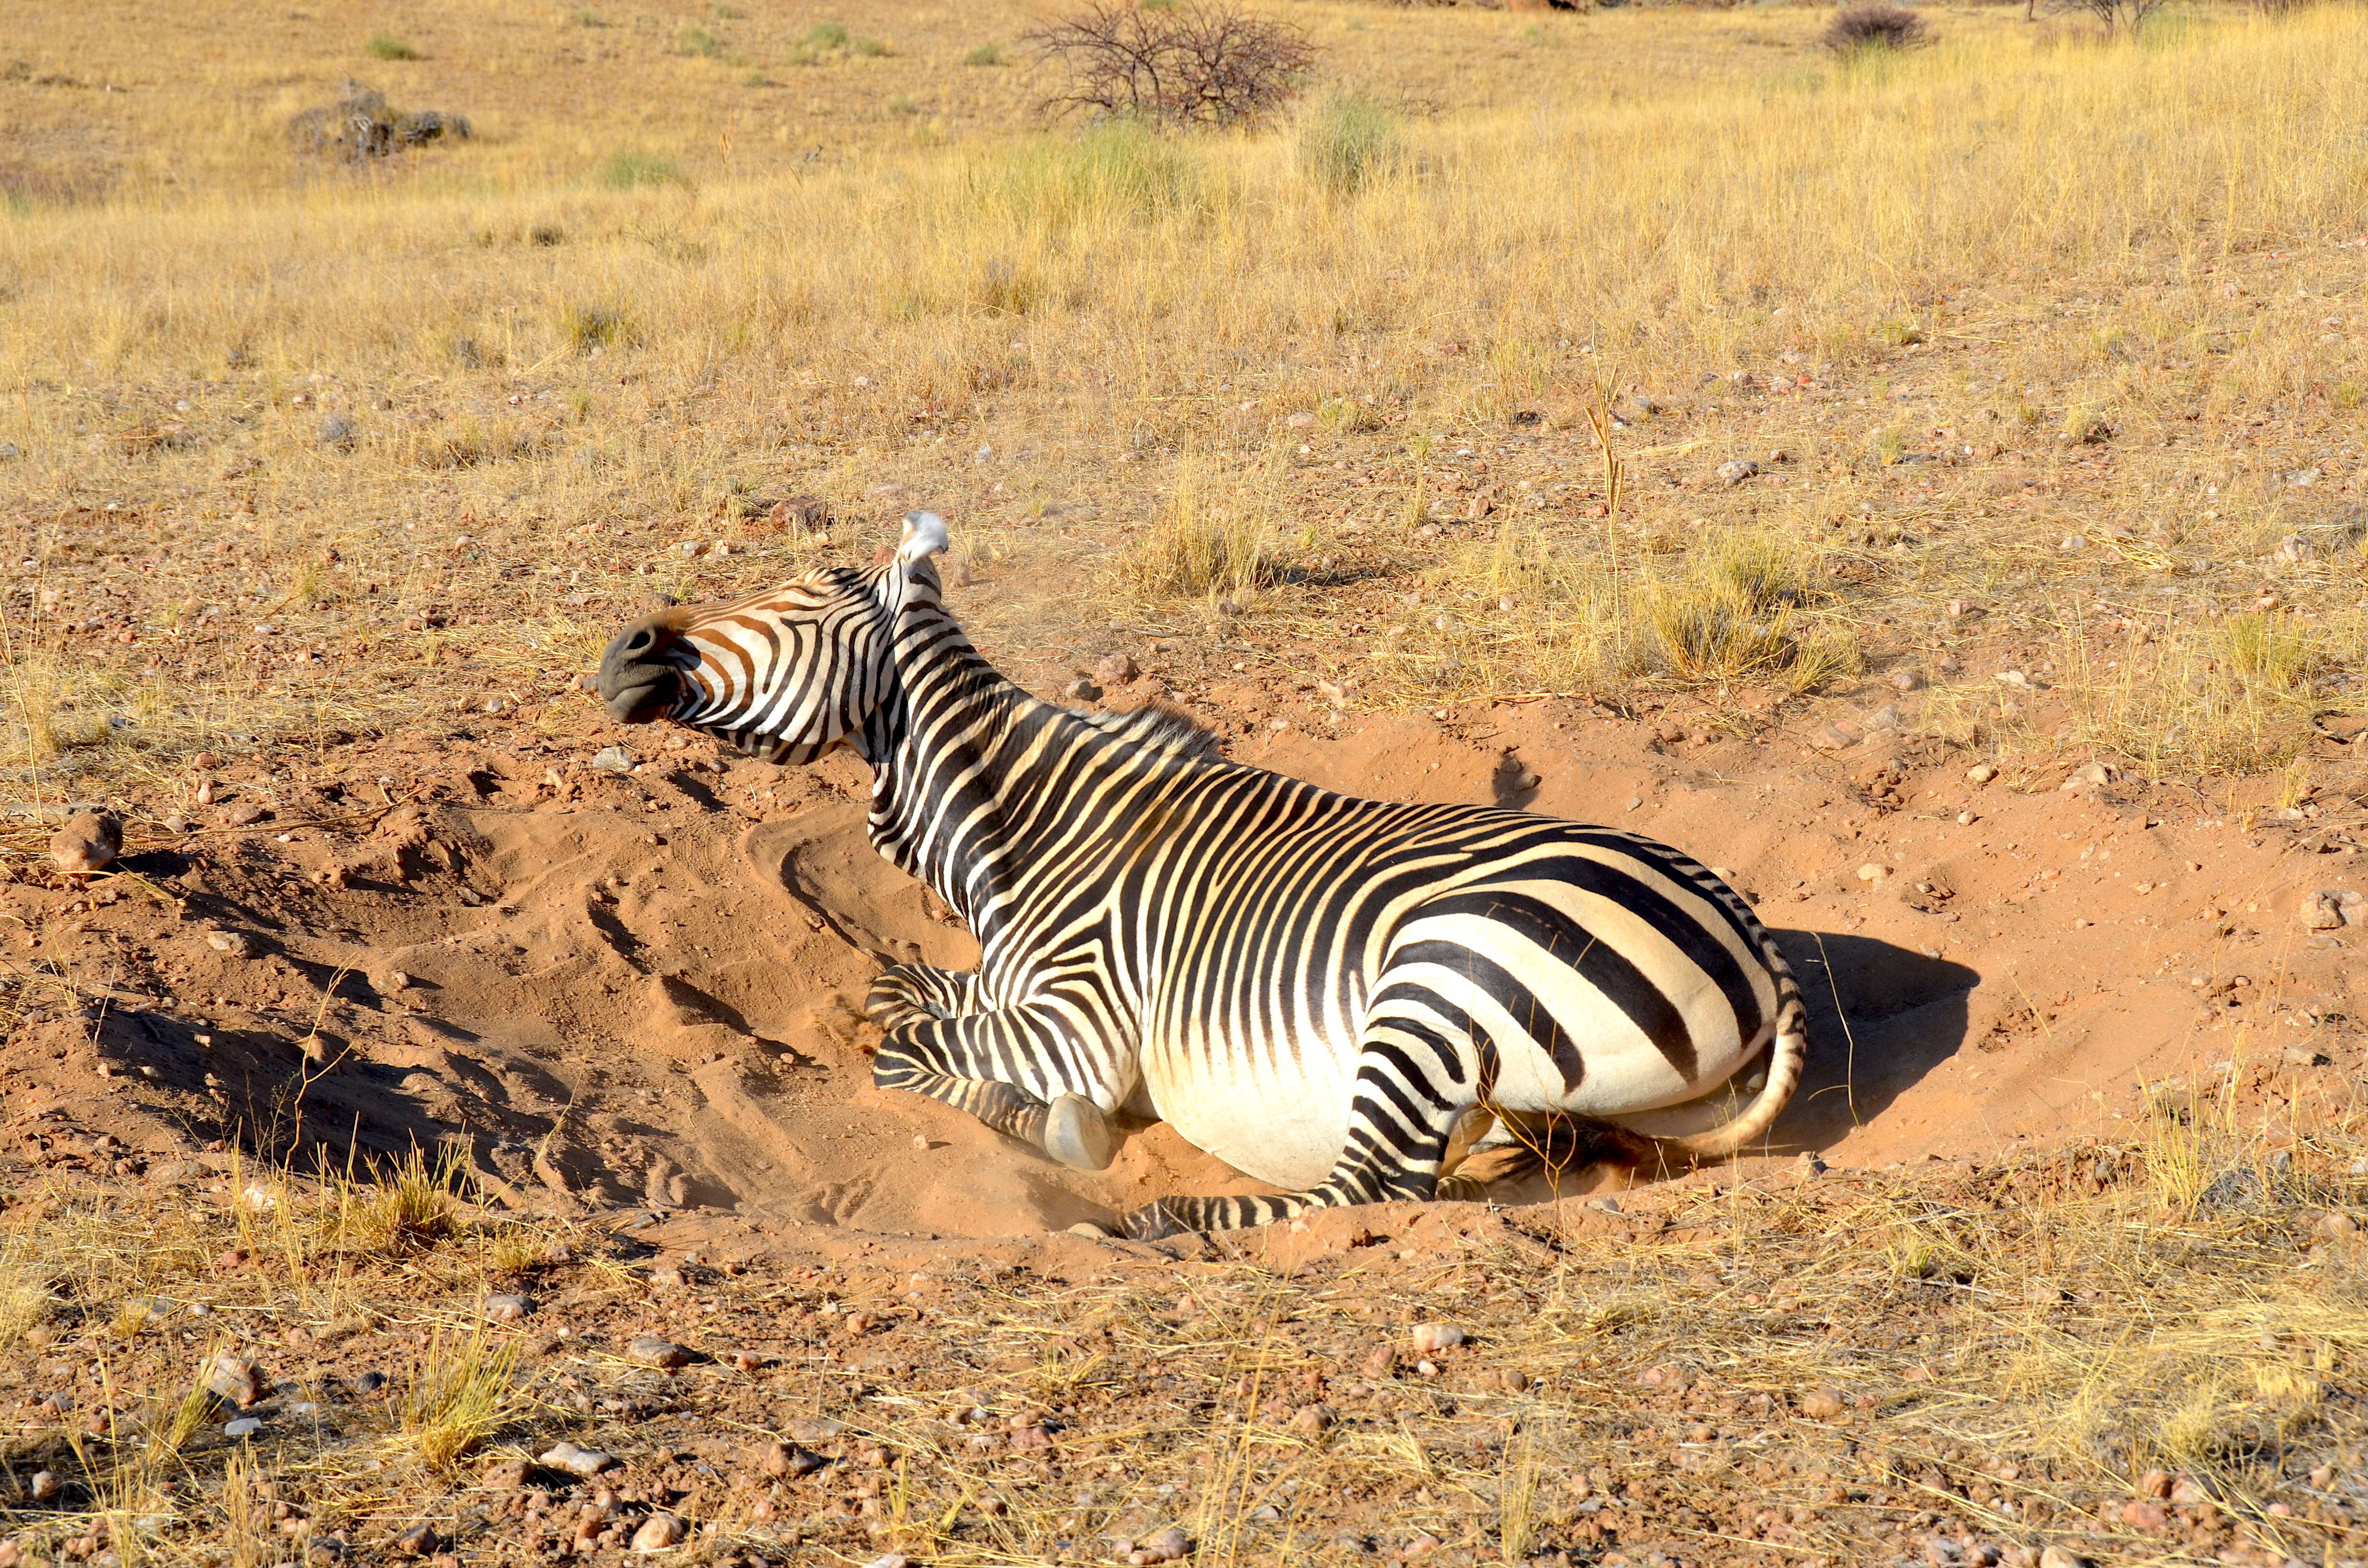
<box><xmin>1641</xmin><ymin>941</ymin><xmax>1810</xmax><ymax>1164</ymax></box>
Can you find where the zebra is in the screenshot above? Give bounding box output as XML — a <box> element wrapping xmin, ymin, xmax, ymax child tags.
<box><xmin>597</xmin><ymin>511</ymin><xmax>1809</xmax><ymax>1239</ymax></box>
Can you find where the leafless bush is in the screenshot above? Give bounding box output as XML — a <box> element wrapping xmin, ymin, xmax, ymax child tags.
<box><xmin>1822</xmin><ymin>5</ymin><xmax>1932</xmax><ymax>54</ymax></box>
<box><xmin>2047</xmin><ymin>0</ymin><xmax>2175</xmax><ymax>33</ymax></box>
<box><xmin>1023</xmin><ymin>1</ymin><xmax>1315</xmax><ymax>130</ymax></box>
<box><xmin>287</xmin><ymin>81</ymin><xmax>472</xmax><ymax>164</ymax></box>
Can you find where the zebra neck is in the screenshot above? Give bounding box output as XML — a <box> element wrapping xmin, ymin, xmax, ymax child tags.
<box><xmin>853</xmin><ymin>612</ymin><xmax>1040</xmax><ymax>930</ymax></box>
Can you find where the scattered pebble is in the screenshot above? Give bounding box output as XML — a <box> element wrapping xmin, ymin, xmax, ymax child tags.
<box><xmin>1856</xmin><ymin>863</ymin><xmax>1887</xmax><ymax>883</ymax></box>
<box><xmin>29</xmin><ymin>1471</ymin><xmax>59</xmax><ymax>1502</ymax></box>
<box><xmin>223</xmin><ymin>1417</ymin><xmax>263</xmax><ymax>1439</ymax></box>
<box><xmin>785</xmin><ymin>1416</ymin><xmax>844</xmax><ymax>1444</ymax></box>
<box><xmin>395</xmin><ymin>1523</ymin><xmax>438</xmax><ymax>1557</ymax></box>
<box><xmin>1799</xmin><ymin>1388</ymin><xmax>1846</xmax><ymax>1420</ymax></box>
<box><xmin>1289</xmin><ymin>1402</ymin><xmax>1335</xmax><ymax>1436</ymax></box>
<box><xmin>2038</xmin><ymin>1547</ymin><xmax>2091</xmax><ymax>1568</ymax></box>
<box><xmin>2060</xmin><ymin>761</ymin><xmax>2113</xmax><ymax>792</ymax></box>
<box><xmin>49</xmin><ymin>811</ymin><xmax>122</xmax><ymax>877</ymax></box>
<box><xmin>205</xmin><ymin>1353</ymin><xmax>261</xmax><ymax>1407</ymax></box>
<box><xmin>1128</xmin><ymin>1526</ymin><xmax>1190</xmax><ymax>1564</ymax></box>
<box><xmin>628</xmin><ymin>1335</ymin><xmax>693</xmax><ymax>1369</ymax></box>
<box><xmin>316</xmin><ymin>413</ymin><xmax>357</xmax><ymax>446</ymax></box>
<box><xmin>592</xmin><ymin>746</ymin><xmax>636</xmax><ymax>775</ymax></box>
<box><xmin>484</xmin><ymin>1293</ymin><xmax>534</xmax><ymax>1323</ymax></box>
<box><xmin>1409</xmin><ymin>1322</ymin><xmax>1467</xmax><ymax>1354</ymax></box>
<box><xmin>1965</xmin><ymin>763</ymin><xmax>1997</xmax><ymax>784</ymax></box>
<box><xmin>480</xmin><ymin>1455</ymin><xmax>531</xmax><ymax>1489</ymax></box>
<box><xmin>629</xmin><ymin>1513</ymin><xmax>684</xmax><ymax>1553</ymax></box>
<box><xmin>1094</xmin><ymin>651</ymin><xmax>1139</xmax><ymax>687</ymax></box>
<box><xmin>1715</xmin><ymin>458</ymin><xmax>1759</xmax><ymax>486</ymax></box>
<box><xmin>537</xmin><ymin>1441</ymin><xmax>619</xmax><ymax>1477</ymax></box>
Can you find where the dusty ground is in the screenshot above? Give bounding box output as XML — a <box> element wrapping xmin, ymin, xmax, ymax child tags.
<box><xmin>4</xmin><ymin>0</ymin><xmax>2368</xmax><ymax>1561</ymax></box>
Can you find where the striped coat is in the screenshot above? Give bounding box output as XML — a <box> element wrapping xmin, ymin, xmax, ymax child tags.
<box><xmin>598</xmin><ymin>513</ymin><xmax>1807</xmax><ymax>1237</ymax></box>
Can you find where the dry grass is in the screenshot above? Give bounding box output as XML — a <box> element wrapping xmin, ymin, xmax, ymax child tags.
<box><xmin>0</xmin><ymin>0</ymin><xmax>2360</xmax><ymax>789</ymax></box>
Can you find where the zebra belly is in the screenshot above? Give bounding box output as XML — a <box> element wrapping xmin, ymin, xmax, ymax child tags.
<box><xmin>1138</xmin><ymin>1028</ymin><xmax>1356</xmax><ymax>1191</ymax></box>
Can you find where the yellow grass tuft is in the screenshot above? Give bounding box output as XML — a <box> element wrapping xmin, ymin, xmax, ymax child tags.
<box><xmin>395</xmin><ymin>1331</ymin><xmax>519</xmax><ymax>1472</ymax></box>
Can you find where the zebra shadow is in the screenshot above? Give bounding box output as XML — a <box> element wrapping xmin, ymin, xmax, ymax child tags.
<box><xmin>1768</xmin><ymin>929</ymin><xmax>1980</xmax><ymax>1153</ymax></box>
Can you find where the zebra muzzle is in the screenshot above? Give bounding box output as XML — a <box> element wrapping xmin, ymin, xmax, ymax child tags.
<box><xmin>597</xmin><ymin>616</ymin><xmax>688</xmax><ymax>723</ymax></box>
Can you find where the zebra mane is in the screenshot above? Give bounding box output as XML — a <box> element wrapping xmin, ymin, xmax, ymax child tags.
<box><xmin>1073</xmin><ymin>699</ymin><xmax>1224</xmax><ymax>763</ymax></box>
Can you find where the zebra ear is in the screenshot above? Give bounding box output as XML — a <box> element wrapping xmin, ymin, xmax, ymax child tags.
<box><xmin>897</xmin><ymin>511</ymin><xmax>950</xmax><ymax>568</ymax></box>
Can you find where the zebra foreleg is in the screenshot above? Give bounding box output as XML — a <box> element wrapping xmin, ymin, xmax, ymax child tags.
<box><xmin>872</xmin><ymin>1004</ymin><xmax>1122</xmax><ymax>1171</ymax></box>
<box><xmin>1121</xmin><ymin>1042</ymin><xmax>1474</xmax><ymax>1240</ymax></box>
<box><xmin>865</xmin><ymin>963</ymin><xmax>983</xmax><ymax>1030</ymax></box>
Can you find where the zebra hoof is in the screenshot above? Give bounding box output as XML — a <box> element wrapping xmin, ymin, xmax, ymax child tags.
<box><xmin>1041</xmin><ymin>1094</ymin><xmax>1116</xmax><ymax>1171</ymax></box>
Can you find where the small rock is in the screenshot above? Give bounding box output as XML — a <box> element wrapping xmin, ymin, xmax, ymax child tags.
<box><xmin>1064</xmin><ymin>677</ymin><xmax>1102</xmax><ymax>704</ymax></box>
<box><xmin>2318</xmin><ymin>1211</ymin><xmax>2357</xmax><ymax>1237</ymax></box>
<box><xmin>484</xmin><ymin>1293</ymin><xmax>534</xmax><ymax>1323</ymax></box>
<box><xmin>1865</xmin><ymin>704</ymin><xmax>1903</xmax><ymax>732</ymax></box>
<box><xmin>592</xmin><ymin>745</ymin><xmax>636</xmax><ymax>774</ymax></box>
<box><xmin>2038</xmin><ymin>1548</ymin><xmax>2091</xmax><ymax>1568</ymax></box>
<box><xmin>1066</xmin><ymin>1221</ymin><xmax>1111</xmax><ymax>1238</ymax></box>
<box><xmin>223</xmin><ymin>802</ymin><xmax>268</xmax><ymax>827</ymax></box>
<box><xmin>2170</xmin><ymin>1476</ymin><xmax>2210</xmax><ymax>1506</ymax></box>
<box><xmin>1363</xmin><ymin>1345</ymin><xmax>1396</xmax><ymax>1378</ymax></box>
<box><xmin>1132</xmin><ymin>1526</ymin><xmax>1189</xmax><ymax>1564</ymax></box>
<box><xmin>49</xmin><ymin>811</ymin><xmax>122</xmax><ymax>877</ymax></box>
<box><xmin>1094</xmin><ymin>652</ymin><xmax>1139</xmax><ymax>687</ymax></box>
<box><xmin>316</xmin><ymin>414</ymin><xmax>357</xmax><ymax>446</ymax></box>
<box><xmin>395</xmin><ymin>1524</ymin><xmax>438</xmax><ymax>1557</ymax></box>
<box><xmin>2120</xmin><ymin>1499</ymin><xmax>2168</xmax><ymax>1532</ymax></box>
<box><xmin>1856</xmin><ymin>863</ymin><xmax>1887</xmax><ymax>883</ymax></box>
<box><xmin>1402</xmin><ymin>1533</ymin><xmax>1442</xmax><ymax>1559</ymax></box>
<box><xmin>1289</xmin><ymin>1402</ymin><xmax>1335</xmax><ymax>1436</ymax></box>
<box><xmin>2299</xmin><ymin>890</ymin><xmax>2349</xmax><ymax>931</ymax></box>
<box><xmin>30</xmin><ymin>1470</ymin><xmax>60</xmax><ymax>1501</ymax></box>
<box><xmin>0</xmin><ymin>442</ymin><xmax>18</xmax><ymax>461</ymax></box>
<box><xmin>1409</xmin><ymin>1322</ymin><xmax>1467</xmax><ymax>1354</ymax></box>
<box><xmin>2135</xmin><ymin>1469</ymin><xmax>2171</xmax><ymax>1498</ymax></box>
<box><xmin>2060</xmin><ymin>761</ymin><xmax>2113</xmax><ymax>792</ymax></box>
<box><xmin>223</xmin><ymin>1417</ymin><xmax>263</xmax><ymax>1439</ymax></box>
<box><xmin>785</xmin><ymin>1416</ymin><xmax>844</xmax><ymax>1445</ymax></box>
<box><xmin>1889</xmin><ymin>669</ymin><xmax>1923</xmax><ymax>692</ymax></box>
<box><xmin>536</xmin><ymin>1442</ymin><xmax>619</xmax><ymax>1477</ymax></box>
<box><xmin>1965</xmin><ymin>763</ymin><xmax>1997</xmax><ymax>784</ymax></box>
<box><xmin>1799</xmin><ymin>1388</ymin><xmax>1846</xmax><ymax>1420</ymax></box>
<box><xmin>629</xmin><ymin>1514</ymin><xmax>684</xmax><ymax>1553</ymax></box>
<box><xmin>753</xmin><ymin>1440</ymin><xmax>827</xmax><ymax>1478</ymax></box>
<box><xmin>1715</xmin><ymin>459</ymin><xmax>1759</xmax><ymax>486</ymax></box>
<box><xmin>207</xmin><ymin>929</ymin><xmax>259</xmax><ymax>958</ymax></box>
<box><xmin>628</xmin><ymin>1335</ymin><xmax>693</xmax><ymax>1369</ymax></box>
<box><xmin>480</xmin><ymin>1455</ymin><xmax>531</xmax><ymax>1488</ymax></box>
<box><xmin>1808</xmin><ymin>725</ymin><xmax>1859</xmax><ymax>751</ymax></box>
<box><xmin>206</xmin><ymin>1354</ymin><xmax>261</xmax><ymax>1407</ymax></box>
<box><xmin>2277</xmin><ymin>533</ymin><xmax>2319</xmax><ymax>563</ymax></box>
<box><xmin>2285</xmin><ymin>1047</ymin><xmax>2328</xmax><ymax>1068</ymax></box>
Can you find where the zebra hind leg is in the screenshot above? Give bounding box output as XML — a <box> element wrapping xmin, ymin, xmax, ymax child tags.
<box><xmin>871</xmin><ymin>1011</ymin><xmax>1119</xmax><ymax>1171</ymax></box>
<box><xmin>865</xmin><ymin>963</ymin><xmax>982</xmax><ymax>1030</ymax></box>
<box><xmin>1121</xmin><ymin>1037</ymin><xmax>1472</xmax><ymax>1240</ymax></box>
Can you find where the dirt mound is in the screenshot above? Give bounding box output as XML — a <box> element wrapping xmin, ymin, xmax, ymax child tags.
<box><xmin>7</xmin><ymin>705</ymin><xmax>2362</xmax><ymax>1242</ymax></box>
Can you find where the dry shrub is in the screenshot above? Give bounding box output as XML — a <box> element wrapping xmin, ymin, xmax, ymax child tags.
<box><xmin>1642</xmin><ymin>531</ymin><xmax>1854</xmax><ymax>689</ymax></box>
<box><xmin>1823</xmin><ymin>4</ymin><xmax>1932</xmax><ymax>54</ymax></box>
<box><xmin>1125</xmin><ymin>459</ymin><xmax>1269</xmax><ymax>598</ymax></box>
<box><xmin>286</xmin><ymin>81</ymin><xmax>471</xmax><ymax>163</ymax></box>
<box><xmin>1025</xmin><ymin>0</ymin><xmax>1315</xmax><ymax>129</ymax></box>
<box><xmin>396</xmin><ymin>1332</ymin><xmax>518</xmax><ymax>1471</ymax></box>
<box><xmin>1296</xmin><ymin>91</ymin><xmax>1400</xmax><ymax>196</ymax></box>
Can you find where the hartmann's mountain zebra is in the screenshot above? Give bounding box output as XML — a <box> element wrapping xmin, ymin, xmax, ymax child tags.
<box><xmin>598</xmin><ymin>512</ymin><xmax>1809</xmax><ymax>1239</ymax></box>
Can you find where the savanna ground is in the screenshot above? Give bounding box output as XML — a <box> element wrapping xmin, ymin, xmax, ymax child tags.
<box><xmin>2</xmin><ymin>0</ymin><xmax>2368</xmax><ymax>1564</ymax></box>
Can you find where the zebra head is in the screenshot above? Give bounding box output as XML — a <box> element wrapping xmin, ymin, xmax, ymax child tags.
<box><xmin>596</xmin><ymin>510</ymin><xmax>950</xmax><ymax>761</ymax></box>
